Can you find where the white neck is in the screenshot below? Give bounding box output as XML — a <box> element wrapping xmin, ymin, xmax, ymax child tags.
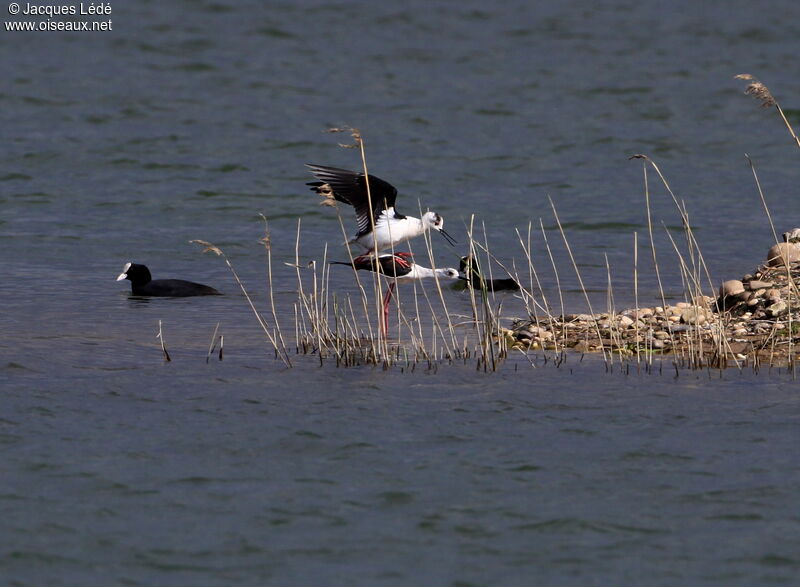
<box><xmin>412</xmin><ymin>266</ymin><xmax>436</xmax><ymax>279</ymax></box>
<box><xmin>405</xmin><ymin>266</ymin><xmax>456</xmax><ymax>280</ymax></box>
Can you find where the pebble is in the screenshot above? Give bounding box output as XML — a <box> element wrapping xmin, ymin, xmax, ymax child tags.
<box><xmin>680</xmin><ymin>308</ymin><xmax>710</xmax><ymax>325</ymax></box>
<box><xmin>768</xmin><ymin>301</ymin><xmax>788</xmax><ymax>317</ymax></box>
<box><xmin>720</xmin><ymin>280</ymin><xmax>745</xmax><ymax>298</ymax></box>
<box><xmin>630</xmin><ymin>308</ymin><xmax>653</xmax><ymax>319</ymax></box>
<box><xmin>525</xmin><ymin>326</ymin><xmax>548</xmax><ymax>337</ymax></box>
<box><xmin>767</xmin><ymin>243</ymin><xmax>800</xmax><ymax>267</ymax></box>
<box><xmin>783</xmin><ymin>228</ymin><xmax>800</xmax><ymax>243</ymax></box>
<box><xmin>617</xmin><ymin>316</ymin><xmax>634</xmax><ymax>329</ymax></box>
<box><xmin>766</xmin><ymin>290</ymin><xmax>783</xmax><ymax>303</ymax></box>
<box><xmin>748</xmin><ymin>280</ymin><xmax>773</xmax><ymax>290</ymax></box>
<box><xmin>669</xmin><ymin>325</ymin><xmax>692</xmax><ymax>333</ymax></box>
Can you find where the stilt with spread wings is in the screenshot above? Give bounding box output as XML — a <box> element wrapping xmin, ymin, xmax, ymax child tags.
<box><xmin>307</xmin><ymin>164</ymin><xmax>456</xmax><ymax>254</ymax></box>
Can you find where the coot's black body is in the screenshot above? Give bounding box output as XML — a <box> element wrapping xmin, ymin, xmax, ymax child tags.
<box><xmin>116</xmin><ymin>263</ymin><xmax>221</xmax><ymax>297</ymax></box>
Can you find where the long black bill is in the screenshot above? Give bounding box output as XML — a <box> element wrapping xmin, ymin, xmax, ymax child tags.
<box><xmin>439</xmin><ymin>228</ymin><xmax>457</xmax><ymax>247</ymax></box>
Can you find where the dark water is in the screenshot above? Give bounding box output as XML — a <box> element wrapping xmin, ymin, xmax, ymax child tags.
<box><xmin>2</xmin><ymin>0</ymin><xmax>800</xmax><ymax>584</ymax></box>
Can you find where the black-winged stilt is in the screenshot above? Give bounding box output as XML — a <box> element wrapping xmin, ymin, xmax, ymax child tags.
<box><xmin>116</xmin><ymin>263</ymin><xmax>221</xmax><ymax>297</ymax></box>
<box><xmin>459</xmin><ymin>255</ymin><xmax>521</xmax><ymax>292</ymax></box>
<box><xmin>331</xmin><ymin>252</ymin><xmax>461</xmax><ymax>331</ymax></box>
<box><xmin>306</xmin><ymin>164</ymin><xmax>457</xmax><ymax>253</ymax></box>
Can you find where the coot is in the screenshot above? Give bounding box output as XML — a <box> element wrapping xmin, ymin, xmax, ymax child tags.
<box><xmin>116</xmin><ymin>262</ymin><xmax>221</xmax><ymax>297</ymax></box>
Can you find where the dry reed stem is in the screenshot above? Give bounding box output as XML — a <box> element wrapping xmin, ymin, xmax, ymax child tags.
<box><xmin>260</xmin><ymin>215</ymin><xmax>290</xmax><ymax>359</ymax></box>
<box><xmin>633</xmin><ymin>232</ymin><xmax>641</xmax><ymax>365</ymax></box>
<box><xmin>156</xmin><ymin>319</ymin><xmax>171</xmax><ymax>362</ymax></box>
<box><xmin>206</xmin><ymin>322</ymin><xmax>220</xmax><ymax>364</ymax></box>
<box><xmin>736</xmin><ymin>74</ymin><xmax>800</xmax><ymax>149</ymax></box>
<box><xmin>744</xmin><ymin>155</ymin><xmax>780</xmax><ymax>245</ymax></box>
<box><xmin>353</xmin><ymin>130</ymin><xmax>390</xmax><ymax>354</ymax></box>
<box><xmin>603</xmin><ymin>253</ymin><xmax>624</xmax><ymax>365</ymax></box>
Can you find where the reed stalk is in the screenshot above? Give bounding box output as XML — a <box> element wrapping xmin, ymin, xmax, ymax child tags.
<box><xmin>156</xmin><ymin>319</ymin><xmax>171</xmax><ymax>362</ymax></box>
<box><xmin>206</xmin><ymin>322</ymin><xmax>220</xmax><ymax>364</ymax></box>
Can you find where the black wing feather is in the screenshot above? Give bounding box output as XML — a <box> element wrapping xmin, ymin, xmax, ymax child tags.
<box><xmin>306</xmin><ymin>164</ymin><xmax>400</xmax><ymax>237</ymax></box>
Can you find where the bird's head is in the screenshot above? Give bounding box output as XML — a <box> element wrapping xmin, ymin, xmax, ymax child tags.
<box><xmin>116</xmin><ymin>262</ymin><xmax>151</xmax><ymax>285</ymax></box>
<box><xmin>434</xmin><ymin>267</ymin><xmax>461</xmax><ymax>280</ymax></box>
<box><xmin>422</xmin><ymin>211</ymin><xmax>456</xmax><ymax>246</ymax></box>
<box><xmin>422</xmin><ymin>210</ymin><xmax>444</xmax><ymax>229</ymax></box>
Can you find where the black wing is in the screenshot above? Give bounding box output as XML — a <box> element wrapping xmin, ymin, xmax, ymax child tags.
<box><xmin>345</xmin><ymin>253</ymin><xmax>413</xmax><ymax>278</ymax></box>
<box><xmin>306</xmin><ymin>164</ymin><xmax>402</xmax><ymax>237</ymax></box>
<box><xmin>376</xmin><ymin>253</ymin><xmax>413</xmax><ymax>277</ymax></box>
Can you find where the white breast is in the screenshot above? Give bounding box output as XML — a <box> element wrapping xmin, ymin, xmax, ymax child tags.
<box><xmin>354</xmin><ymin>214</ymin><xmax>425</xmax><ymax>252</ymax></box>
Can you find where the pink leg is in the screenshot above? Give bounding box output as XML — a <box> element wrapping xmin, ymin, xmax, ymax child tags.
<box><xmin>382</xmin><ymin>282</ymin><xmax>396</xmax><ymax>334</ymax></box>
